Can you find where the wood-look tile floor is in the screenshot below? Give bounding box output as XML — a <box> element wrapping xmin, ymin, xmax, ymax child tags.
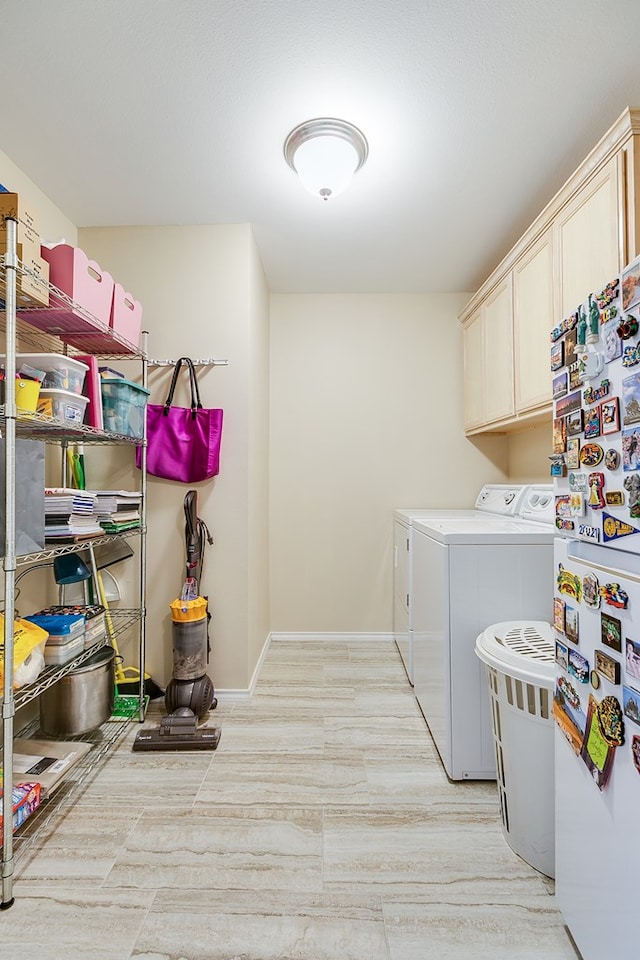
<box><xmin>2</xmin><ymin>639</ymin><xmax>581</xmax><ymax>960</ymax></box>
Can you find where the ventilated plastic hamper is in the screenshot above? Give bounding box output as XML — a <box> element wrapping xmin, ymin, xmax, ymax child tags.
<box><xmin>475</xmin><ymin>620</ymin><xmax>555</xmax><ymax>878</ymax></box>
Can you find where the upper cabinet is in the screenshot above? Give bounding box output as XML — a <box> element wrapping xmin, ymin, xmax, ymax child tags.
<box><xmin>460</xmin><ymin>107</ymin><xmax>639</xmax><ymax>435</ymax></box>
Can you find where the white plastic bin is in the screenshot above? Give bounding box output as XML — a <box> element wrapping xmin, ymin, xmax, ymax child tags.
<box><xmin>475</xmin><ymin>620</ymin><xmax>555</xmax><ymax>878</ymax></box>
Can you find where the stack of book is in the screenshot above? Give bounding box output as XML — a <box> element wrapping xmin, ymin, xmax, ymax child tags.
<box><xmin>94</xmin><ymin>489</ymin><xmax>142</xmax><ymax>533</ymax></box>
<box><xmin>44</xmin><ymin>488</ymin><xmax>103</xmax><ymax>540</ymax></box>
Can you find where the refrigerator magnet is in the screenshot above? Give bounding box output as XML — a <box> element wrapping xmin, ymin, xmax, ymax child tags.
<box><xmin>623</xmin><ymin>685</ymin><xmax>640</xmax><ymax>727</ymax></box>
<box><xmin>587</xmin><ymin>295</ymin><xmax>601</xmax><ymax>342</ymax></box>
<box><xmin>565</xmin><ymin>607</ymin><xmax>579</xmax><ymax>645</ymax></box>
<box><xmin>584</xmin><ymin>379</ymin><xmax>610</xmax><ymax>405</ymax></box>
<box><xmin>566</xmin><ymin>439</ymin><xmax>581</xmax><ymax>471</ymax></box>
<box><xmin>580</xmin><ymin>695</ymin><xmax>616</xmax><ymax>789</ymax></box>
<box><xmin>600</xmin><ymin>583</ymin><xmax>629</xmax><ymax>609</ymax></box>
<box><xmin>568</xmin><ymin>648</ymin><xmax>589</xmax><ymax>684</ymax></box>
<box><xmin>591</xmin><ymin>670</ymin><xmax>601</xmax><ymax>690</ymax></box>
<box><xmin>623</xmin><ymin>473</ymin><xmax>640</xmax><ymax>518</ymax></box>
<box><xmin>557</xmin><ymin>564</ymin><xmax>583</xmax><ymax>602</ymax></box>
<box><xmin>621</xmin><ymin>427</ymin><xmax>640</xmax><ymax>471</ymax></box>
<box><xmin>602</xmin><ymin>511</ymin><xmax>640</xmax><ymax>542</ymax></box>
<box><xmin>621</xmin><ymin>343</ymin><xmax>640</xmax><ymax>367</ymax></box>
<box><xmin>583</xmin><ymin>573</ymin><xmax>601</xmax><ymax>609</ymax></box>
<box><xmin>554</xmin><ymin>678</ymin><xmax>587</xmax><ymax>756</ymax></box>
<box><xmin>553</xmin><ymin>372</ymin><xmax>568</xmax><ymax>400</ymax></box>
<box><xmin>554</xmin><ymin>598</ymin><xmax>566</xmax><ymax>633</ymax></box>
<box><xmin>617</xmin><ymin>315</ymin><xmax>639</xmax><ymax>340</ymax></box>
<box><xmin>596</xmin><ymin>277</ymin><xmax>619</xmax><ymax>309</ymax></box>
<box><xmin>569</xmin><ymin>362</ymin><xmax>583</xmax><ymax>391</ymax></box>
<box><xmin>550</xmin><ymin>341</ymin><xmax>565</xmax><ymax>371</ymax></box>
<box><xmin>564</xmin><ymin>327</ymin><xmax>578</xmax><ymax>366</ymax></box>
<box><xmin>553</xmin><ymin>418</ymin><xmax>567</xmax><ymax>453</ymax></box>
<box><xmin>551</xmin><ymin>311</ymin><xmax>578</xmax><ymax>343</ymax></box>
<box><xmin>622</xmin><ymin>262</ymin><xmax>640</xmax><ymax>310</ymax></box>
<box><xmin>622</xmin><ymin>371</ymin><xmax>640</xmax><ymax>425</ymax></box>
<box><xmin>555</xmin><ymin>494</ymin><xmax>572</xmax><ymax>518</ymax></box>
<box><xmin>587</xmin><ymin>473</ymin><xmax>605</xmax><ymax>508</ymax></box>
<box><xmin>604</xmin><ymin>450</ymin><xmax>621</xmax><ymax>472</ymax></box>
<box><xmin>597</xmin><ymin>695</ymin><xmax>625</xmax><ymax>746</ymax></box>
<box><xmin>570</xmin><ymin>492</ymin><xmax>584</xmax><ymax>516</ymax></box>
<box><xmin>599</xmin><ymin>304</ymin><xmax>618</xmax><ymax>323</ymax></box>
<box><xmin>602</xmin><ymin>318</ymin><xmax>623</xmax><ymax>362</ymax></box>
<box><xmin>556</xmin><ymin>640</ymin><xmax>569</xmax><ymax>671</ymax></box>
<box><xmin>580</xmin><ymin>442</ymin><xmax>604</xmax><ymax>467</ymax></box>
<box><xmin>556</xmin><ymin>390</ymin><xmax>583</xmax><ymax>418</ymax></box>
<box><xmin>632</xmin><ymin>735</ymin><xmax>640</xmax><ymax>774</ymax></box>
<box><xmin>601</xmin><ymin>612</ymin><xmax>623</xmax><ymax>653</ymax></box>
<box><xmin>625</xmin><ymin>638</ymin><xmax>640</xmax><ymax>685</ymax></box>
<box><xmin>566</xmin><ymin>409</ymin><xmax>584</xmax><ymax>436</ymax></box>
<box><xmin>601</xmin><ymin>397</ymin><xmax>620</xmax><ymax>434</ymax></box>
<box><xmin>584</xmin><ymin>406</ymin><xmax>602</xmax><ymax>439</ymax></box>
<box><xmin>578</xmin><ymin>522</ymin><xmax>600</xmax><ymax>542</ymax></box>
<box><xmin>595</xmin><ymin>649</ymin><xmax>621</xmax><ymax>685</ymax></box>
<box><xmin>569</xmin><ymin>472</ymin><xmax>588</xmax><ymax>492</ymax></box>
<box><xmin>605</xmin><ymin>489</ymin><xmax>624</xmax><ymax>504</ymax></box>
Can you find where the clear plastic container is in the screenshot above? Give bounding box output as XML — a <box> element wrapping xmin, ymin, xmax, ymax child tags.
<box><xmin>101</xmin><ymin>377</ymin><xmax>150</xmax><ymax>439</ymax></box>
<box><xmin>37</xmin><ymin>387</ymin><xmax>89</xmax><ymax>424</ymax></box>
<box><xmin>0</xmin><ymin>353</ymin><xmax>89</xmax><ymax>394</ymax></box>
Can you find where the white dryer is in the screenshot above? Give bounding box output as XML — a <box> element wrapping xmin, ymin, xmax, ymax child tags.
<box><xmin>393</xmin><ymin>484</ymin><xmax>533</xmax><ymax>685</ymax></box>
<box><xmin>411</xmin><ymin>498</ymin><xmax>554</xmax><ymax>780</ymax></box>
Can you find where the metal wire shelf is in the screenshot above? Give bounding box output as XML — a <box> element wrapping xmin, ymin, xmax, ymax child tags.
<box><xmin>4</xmin><ymin>611</ymin><xmax>141</xmax><ymax>711</ymax></box>
<box><xmin>8</xmin><ymin>700</ymin><xmax>143</xmax><ymax>869</ymax></box>
<box><xmin>0</xmin><ymin>255</ymin><xmax>147</xmax><ymax>357</ymax></box>
<box><xmin>14</xmin><ymin>527</ymin><xmax>143</xmax><ymax>566</ymax></box>
<box><xmin>0</xmin><ymin>405</ymin><xmax>144</xmax><ymax>443</ymax></box>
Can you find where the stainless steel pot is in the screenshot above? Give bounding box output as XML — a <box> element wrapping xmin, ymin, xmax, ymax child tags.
<box><xmin>39</xmin><ymin>646</ymin><xmax>115</xmax><ymax>736</ymax></box>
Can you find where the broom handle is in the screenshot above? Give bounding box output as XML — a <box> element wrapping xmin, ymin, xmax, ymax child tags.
<box><xmin>87</xmin><ymin>542</ymin><xmax>126</xmax><ymax>685</ymax></box>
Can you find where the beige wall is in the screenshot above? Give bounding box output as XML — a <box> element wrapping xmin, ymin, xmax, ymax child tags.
<box><xmin>508</xmin><ymin>425</ymin><xmax>551</xmax><ymax>482</ymax></box>
<box><xmin>79</xmin><ymin>225</ymin><xmax>270</xmax><ymax>692</ymax></box>
<box><xmin>0</xmin><ymin>148</ymin><xmax>77</xmax><ymax>246</ymax></box>
<box><xmin>268</xmin><ymin>293</ymin><xmax>511</xmax><ymax>633</ymax></box>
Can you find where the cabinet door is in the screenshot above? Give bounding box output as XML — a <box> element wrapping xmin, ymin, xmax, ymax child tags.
<box><xmin>557</xmin><ymin>154</ymin><xmax>625</xmax><ymax>317</ymax></box>
<box><xmin>513</xmin><ymin>228</ymin><xmax>554</xmax><ymax>413</ymax></box>
<box><xmin>462</xmin><ymin>308</ymin><xmax>484</xmax><ymax>430</ymax></box>
<box><xmin>483</xmin><ymin>274</ymin><xmax>514</xmax><ymax>423</ymax></box>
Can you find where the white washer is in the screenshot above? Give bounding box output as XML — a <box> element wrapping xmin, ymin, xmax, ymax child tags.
<box><xmin>393</xmin><ymin>484</ymin><xmax>534</xmax><ymax>685</ymax></box>
<box><xmin>411</xmin><ymin>507</ymin><xmax>554</xmax><ymax>780</ymax></box>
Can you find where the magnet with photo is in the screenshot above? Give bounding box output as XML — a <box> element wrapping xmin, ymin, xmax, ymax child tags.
<box><xmin>605</xmin><ymin>489</ymin><xmax>624</xmax><ymax>505</ymax></box>
<box><xmin>568</xmin><ymin>648</ymin><xmax>589</xmax><ymax>684</ymax></box>
<box><xmin>601</xmin><ymin>612</ymin><xmax>623</xmax><ymax>653</ymax></box>
<box><xmin>623</xmin><ymin>685</ymin><xmax>640</xmax><ymax>727</ymax></box>
<box><xmin>565</xmin><ymin>606</ymin><xmax>579</xmax><ymax>645</ymax></box>
<box><xmin>622</xmin><ymin>427</ymin><xmax>640</xmax><ymax>471</ymax></box>
<box><xmin>594</xmin><ymin>648</ymin><xmax>621</xmax><ymax>685</ymax></box>
<box><xmin>566</xmin><ymin>438</ymin><xmax>580</xmax><ymax>470</ymax></box>
<box><xmin>553</xmin><ymin>417</ymin><xmax>567</xmax><ymax>454</ymax></box>
<box><xmin>556</xmin><ymin>640</ymin><xmax>569</xmax><ymax>671</ymax></box>
<box><xmin>584</xmin><ymin>405</ymin><xmax>601</xmax><ymax>439</ymax></box>
<box><xmin>554</xmin><ymin>597</ymin><xmax>566</xmax><ymax>633</ymax></box>
<box><xmin>553</xmin><ymin>371</ymin><xmax>568</xmax><ymax>399</ymax></box>
<box><xmin>622</xmin><ymin>371</ymin><xmax>640</xmax><ymax>425</ymax></box>
<box><xmin>565</xmin><ymin>409</ymin><xmax>584</xmax><ymax>437</ymax></box>
<box><xmin>601</xmin><ymin>317</ymin><xmax>623</xmax><ymax>363</ymax></box>
<box><xmin>564</xmin><ymin>327</ymin><xmax>578</xmax><ymax>366</ymax></box>
<box><xmin>554</xmin><ymin>678</ymin><xmax>586</xmax><ymax>755</ymax></box>
<box><xmin>556</xmin><ymin>390</ymin><xmax>583</xmax><ymax>418</ymax></box>
<box><xmin>550</xmin><ymin>340</ymin><xmax>565</xmax><ymax>371</ymax></box>
<box><xmin>622</xmin><ymin>259</ymin><xmax>640</xmax><ymax>310</ymax></box>
<box><xmin>601</xmin><ymin>397</ymin><xmax>620</xmax><ymax>435</ymax></box>
<box><xmin>569</xmin><ymin>363</ymin><xmax>583</xmax><ymax>391</ymax></box>
<box><xmin>625</xmin><ymin>638</ymin><xmax>640</xmax><ymax>685</ymax></box>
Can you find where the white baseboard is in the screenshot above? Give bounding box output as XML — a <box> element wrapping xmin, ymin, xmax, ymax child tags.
<box><xmin>269</xmin><ymin>632</ymin><xmax>395</xmax><ymax>642</ymax></box>
<box><xmin>213</xmin><ymin>632</ymin><xmax>395</xmax><ymax>699</ymax></box>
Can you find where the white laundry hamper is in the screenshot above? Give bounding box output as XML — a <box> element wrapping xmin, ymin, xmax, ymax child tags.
<box><xmin>475</xmin><ymin>620</ymin><xmax>555</xmax><ymax>878</ymax></box>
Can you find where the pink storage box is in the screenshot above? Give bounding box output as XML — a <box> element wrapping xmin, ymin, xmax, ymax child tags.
<box><xmin>110</xmin><ymin>283</ymin><xmax>143</xmax><ymax>349</ymax></box>
<box><xmin>41</xmin><ymin>244</ymin><xmax>114</xmax><ymax>327</ymax></box>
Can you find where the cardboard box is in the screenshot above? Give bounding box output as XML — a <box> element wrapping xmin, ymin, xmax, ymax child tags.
<box><xmin>0</xmin><ymin>192</ymin><xmax>40</xmax><ymax>246</ymax></box>
<box><xmin>4</xmin><ymin>240</ymin><xmax>51</xmax><ymax>307</ymax></box>
<box><xmin>0</xmin><ymin>781</ymin><xmax>41</xmax><ymax>834</ymax></box>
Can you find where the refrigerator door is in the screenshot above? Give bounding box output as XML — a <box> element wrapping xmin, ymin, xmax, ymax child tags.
<box><xmin>554</xmin><ymin>537</ymin><xmax>639</xmax><ymax>959</ymax></box>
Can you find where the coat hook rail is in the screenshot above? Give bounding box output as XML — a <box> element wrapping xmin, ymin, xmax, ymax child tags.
<box><xmin>147</xmin><ymin>358</ymin><xmax>229</xmax><ymax>367</ymax></box>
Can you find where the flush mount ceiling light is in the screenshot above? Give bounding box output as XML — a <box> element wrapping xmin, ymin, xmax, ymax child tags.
<box><xmin>283</xmin><ymin>117</ymin><xmax>369</xmax><ymax>201</ymax></box>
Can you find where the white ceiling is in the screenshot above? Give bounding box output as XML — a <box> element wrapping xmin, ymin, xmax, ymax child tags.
<box><xmin>1</xmin><ymin>0</ymin><xmax>640</xmax><ymax>294</ymax></box>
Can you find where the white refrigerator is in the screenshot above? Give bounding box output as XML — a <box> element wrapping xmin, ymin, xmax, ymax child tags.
<box><xmin>552</xmin><ymin>255</ymin><xmax>640</xmax><ymax>958</ymax></box>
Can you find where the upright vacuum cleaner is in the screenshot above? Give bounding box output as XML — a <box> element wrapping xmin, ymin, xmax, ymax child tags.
<box><xmin>133</xmin><ymin>491</ymin><xmax>221</xmax><ymax>751</ymax></box>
